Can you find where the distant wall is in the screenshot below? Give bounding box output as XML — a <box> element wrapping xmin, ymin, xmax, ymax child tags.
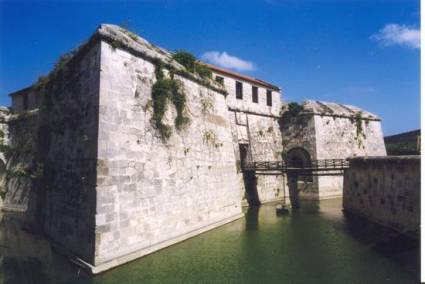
<box><xmin>11</xmin><ymin>90</ymin><xmax>39</xmax><ymax>112</ymax></box>
<box><xmin>315</xmin><ymin>115</ymin><xmax>386</xmax><ymax>199</ymax></box>
<box><xmin>228</xmin><ymin>110</ymin><xmax>285</xmax><ymax>204</ymax></box>
<box><xmin>246</xmin><ymin>113</ymin><xmax>285</xmax><ymax>202</ymax></box>
<box><xmin>279</xmin><ymin>114</ymin><xmax>319</xmax><ymax>199</ymax></box>
<box><xmin>343</xmin><ymin>156</ymin><xmax>420</xmax><ymax>237</ymax></box>
<box><xmin>217</xmin><ymin>72</ymin><xmax>281</xmax><ymax>117</ymax></box>
<box><xmin>280</xmin><ymin>111</ymin><xmax>387</xmax><ymax>200</ymax></box>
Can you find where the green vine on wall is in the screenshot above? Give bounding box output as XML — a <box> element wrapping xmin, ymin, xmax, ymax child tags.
<box><xmin>172</xmin><ymin>51</ymin><xmax>212</xmax><ymax>80</ymax></box>
<box><xmin>202</xmin><ymin>129</ymin><xmax>223</xmax><ymax>148</ymax></box>
<box><xmin>150</xmin><ymin>51</ymin><xmax>214</xmax><ymax>141</ymax></box>
<box><xmin>349</xmin><ymin>111</ymin><xmax>367</xmax><ymax>148</ymax></box>
<box><xmin>151</xmin><ymin>62</ymin><xmax>189</xmax><ymax>140</ymax></box>
<box><xmin>280</xmin><ymin>102</ymin><xmax>304</xmax><ymax>117</ymax></box>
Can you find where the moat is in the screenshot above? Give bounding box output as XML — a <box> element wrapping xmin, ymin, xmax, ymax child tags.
<box><xmin>0</xmin><ymin>198</ymin><xmax>418</xmax><ymax>284</ymax></box>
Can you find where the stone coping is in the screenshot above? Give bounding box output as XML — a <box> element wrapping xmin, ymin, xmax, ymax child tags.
<box><xmin>348</xmin><ymin>155</ymin><xmax>420</xmax><ymax>161</ymax></box>
<box><xmin>96</xmin><ymin>24</ymin><xmax>227</xmax><ymax>95</ymax></box>
<box><xmin>347</xmin><ymin>155</ymin><xmax>420</xmax><ymax>166</ymax></box>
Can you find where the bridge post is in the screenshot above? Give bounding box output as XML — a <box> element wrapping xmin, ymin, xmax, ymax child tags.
<box><xmin>287</xmin><ymin>172</ymin><xmax>299</xmax><ymax>209</ymax></box>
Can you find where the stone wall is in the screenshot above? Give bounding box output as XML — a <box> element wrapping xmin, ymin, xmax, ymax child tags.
<box><xmin>279</xmin><ymin>113</ymin><xmax>319</xmax><ymax>199</ymax></box>
<box><xmin>343</xmin><ymin>156</ymin><xmax>419</xmax><ymax>237</ymax></box>
<box><xmin>10</xmin><ymin>89</ymin><xmax>39</xmax><ymax>112</ymax></box>
<box><xmin>1</xmin><ymin>111</ymin><xmax>38</xmax><ymax>212</ymax></box>
<box><xmin>248</xmin><ymin>113</ymin><xmax>285</xmax><ymax>202</ymax></box>
<box><xmin>279</xmin><ymin>100</ymin><xmax>386</xmax><ymax>200</ymax></box>
<box><xmin>93</xmin><ymin>40</ymin><xmax>242</xmax><ymax>270</ymax></box>
<box><xmin>0</xmin><ymin>108</ymin><xmax>10</xmax><ymax>208</ymax></box>
<box><xmin>35</xmin><ymin>41</ymin><xmax>102</xmax><ymax>263</ymax></box>
<box><xmin>315</xmin><ymin>115</ymin><xmax>386</xmax><ymax>199</ymax></box>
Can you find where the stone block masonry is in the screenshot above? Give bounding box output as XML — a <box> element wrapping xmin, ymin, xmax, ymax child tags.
<box><xmin>0</xmin><ymin>23</ymin><xmax>243</xmax><ymax>273</ymax></box>
<box><xmin>94</xmin><ymin>38</ymin><xmax>242</xmax><ymax>269</ymax></box>
<box><xmin>280</xmin><ymin>100</ymin><xmax>387</xmax><ymax>200</ymax></box>
<box><xmin>343</xmin><ymin>156</ymin><xmax>419</xmax><ymax>237</ymax></box>
<box><xmin>2</xmin><ymin>22</ymin><xmax>390</xmax><ymax>274</ymax></box>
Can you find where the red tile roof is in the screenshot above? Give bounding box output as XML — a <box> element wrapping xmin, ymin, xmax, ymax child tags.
<box><xmin>200</xmin><ymin>62</ymin><xmax>280</xmax><ymax>92</ymax></box>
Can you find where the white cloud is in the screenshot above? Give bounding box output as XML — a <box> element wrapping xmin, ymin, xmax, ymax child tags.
<box><xmin>370</xmin><ymin>24</ymin><xmax>420</xmax><ymax>49</ymax></box>
<box><xmin>201</xmin><ymin>51</ymin><xmax>255</xmax><ymax>71</ymax></box>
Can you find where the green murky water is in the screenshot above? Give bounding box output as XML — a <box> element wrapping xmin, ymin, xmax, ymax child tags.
<box><xmin>0</xmin><ymin>199</ymin><xmax>419</xmax><ymax>284</ymax></box>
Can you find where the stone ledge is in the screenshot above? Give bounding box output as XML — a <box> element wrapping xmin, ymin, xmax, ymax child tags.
<box><xmin>348</xmin><ymin>155</ymin><xmax>420</xmax><ymax>160</ymax></box>
<box><xmin>72</xmin><ymin>212</ymin><xmax>244</xmax><ymax>274</ymax></box>
<box><xmin>348</xmin><ymin>155</ymin><xmax>420</xmax><ymax>165</ymax></box>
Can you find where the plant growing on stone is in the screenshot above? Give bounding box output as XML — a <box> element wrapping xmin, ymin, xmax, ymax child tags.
<box><xmin>194</xmin><ymin>63</ymin><xmax>212</xmax><ymax>79</ymax></box>
<box><xmin>125</xmin><ymin>30</ymin><xmax>139</xmax><ymax>42</ymax></box>
<box><xmin>200</xmin><ymin>96</ymin><xmax>214</xmax><ymax>114</ymax></box>
<box><xmin>173</xmin><ymin>51</ymin><xmax>196</xmax><ymax>72</ymax></box>
<box><xmin>281</xmin><ymin>102</ymin><xmax>304</xmax><ymax>117</ymax></box>
<box><xmin>172</xmin><ymin>50</ymin><xmax>212</xmax><ymax>79</ymax></box>
<box><xmin>258</xmin><ymin>130</ymin><xmax>264</xmax><ymax>137</ymax></box>
<box><xmin>202</xmin><ymin>129</ymin><xmax>222</xmax><ymax>148</ymax></box>
<box><xmin>151</xmin><ymin>63</ymin><xmax>189</xmax><ymax>140</ymax></box>
<box><xmin>352</xmin><ymin>111</ymin><xmax>366</xmax><ymax>148</ymax></box>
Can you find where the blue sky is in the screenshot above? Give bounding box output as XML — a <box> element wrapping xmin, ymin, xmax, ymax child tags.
<box><xmin>0</xmin><ymin>0</ymin><xmax>420</xmax><ymax>135</ymax></box>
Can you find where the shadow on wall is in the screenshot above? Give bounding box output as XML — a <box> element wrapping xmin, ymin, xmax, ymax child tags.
<box><xmin>239</xmin><ymin>143</ymin><xmax>260</xmax><ymax>206</ymax></box>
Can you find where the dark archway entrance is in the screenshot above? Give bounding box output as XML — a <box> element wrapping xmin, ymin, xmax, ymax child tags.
<box><xmin>239</xmin><ymin>144</ymin><xmax>260</xmax><ymax>206</ymax></box>
<box><xmin>286</xmin><ymin>147</ymin><xmax>313</xmax><ymax>182</ymax></box>
<box><xmin>285</xmin><ymin>147</ymin><xmax>312</xmax><ymax>208</ymax></box>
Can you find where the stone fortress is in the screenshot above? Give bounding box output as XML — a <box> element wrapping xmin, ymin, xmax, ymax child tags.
<box><xmin>0</xmin><ymin>24</ymin><xmax>386</xmax><ymax>273</ymax></box>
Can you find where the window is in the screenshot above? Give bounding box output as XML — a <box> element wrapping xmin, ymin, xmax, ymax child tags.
<box><xmin>215</xmin><ymin>76</ymin><xmax>224</xmax><ymax>85</ymax></box>
<box><xmin>23</xmin><ymin>94</ymin><xmax>29</xmax><ymax>111</ymax></box>
<box><xmin>266</xmin><ymin>90</ymin><xmax>272</xmax><ymax>106</ymax></box>
<box><xmin>236</xmin><ymin>81</ymin><xmax>243</xmax><ymax>99</ymax></box>
<box><xmin>252</xmin><ymin>86</ymin><xmax>258</xmax><ymax>103</ymax></box>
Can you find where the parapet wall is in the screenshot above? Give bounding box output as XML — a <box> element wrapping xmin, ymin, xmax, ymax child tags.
<box><xmin>343</xmin><ymin>156</ymin><xmax>420</xmax><ymax>237</ymax></box>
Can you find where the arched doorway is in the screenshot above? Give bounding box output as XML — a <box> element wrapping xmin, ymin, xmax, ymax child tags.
<box><xmin>285</xmin><ymin>147</ymin><xmax>313</xmax><ymax>208</ymax></box>
<box><xmin>285</xmin><ymin>147</ymin><xmax>312</xmax><ymax>182</ymax></box>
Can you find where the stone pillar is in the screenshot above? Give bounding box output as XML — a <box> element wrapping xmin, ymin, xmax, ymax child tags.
<box><xmin>287</xmin><ymin>173</ymin><xmax>299</xmax><ymax>208</ymax></box>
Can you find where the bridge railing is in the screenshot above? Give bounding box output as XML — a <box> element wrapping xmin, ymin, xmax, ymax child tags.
<box><xmin>241</xmin><ymin>159</ymin><xmax>349</xmax><ymax>174</ymax></box>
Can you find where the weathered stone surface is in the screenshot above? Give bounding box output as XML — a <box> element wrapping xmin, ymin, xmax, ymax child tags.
<box><xmin>0</xmin><ymin>107</ymin><xmax>10</xmax><ymax>208</ymax></box>
<box><xmin>1</xmin><ymin>23</ymin><xmax>390</xmax><ymax>273</ymax></box>
<box><xmin>94</xmin><ymin>39</ymin><xmax>242</xmax><ymax>265</ymax></box>
<box><xmin>1</xmin><ymin>110</ymin><xmax>38</xmax><ymax>212</ymax></box>
<box><xmin>280</xmin><ymin>100</ymin><xmax>386</xmax><ymax>199</ymax></box>
<box><xmin>33</xmin><ymin>41</ymin><xmax>102</xmax><ymax>263</ymax></box>
<box><xmin>343</xmin><ymin>156</ymin><xmax>419</xmax><ymax>237</ymax></box>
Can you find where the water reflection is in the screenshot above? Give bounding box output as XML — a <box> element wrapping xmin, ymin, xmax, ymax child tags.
<box><xmin>0</xmin><ymin>199</ymin><xmax>419</xmax><ymax>284</ymax></box>
<box><xmin>244</xmin><ymin>206</ymin><xmax>259</xmax><ymax>231</ymax></box>
<box><xmin>0</xmin><ymin>213</ymin><xmax>82</xmax><ymax>284</ymax></box>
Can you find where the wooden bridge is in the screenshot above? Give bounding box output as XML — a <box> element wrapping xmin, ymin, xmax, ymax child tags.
<box><xmin>242</xmin><ymin>159</ymin><xmax>349</xmax><ymax>176</ymax></box>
